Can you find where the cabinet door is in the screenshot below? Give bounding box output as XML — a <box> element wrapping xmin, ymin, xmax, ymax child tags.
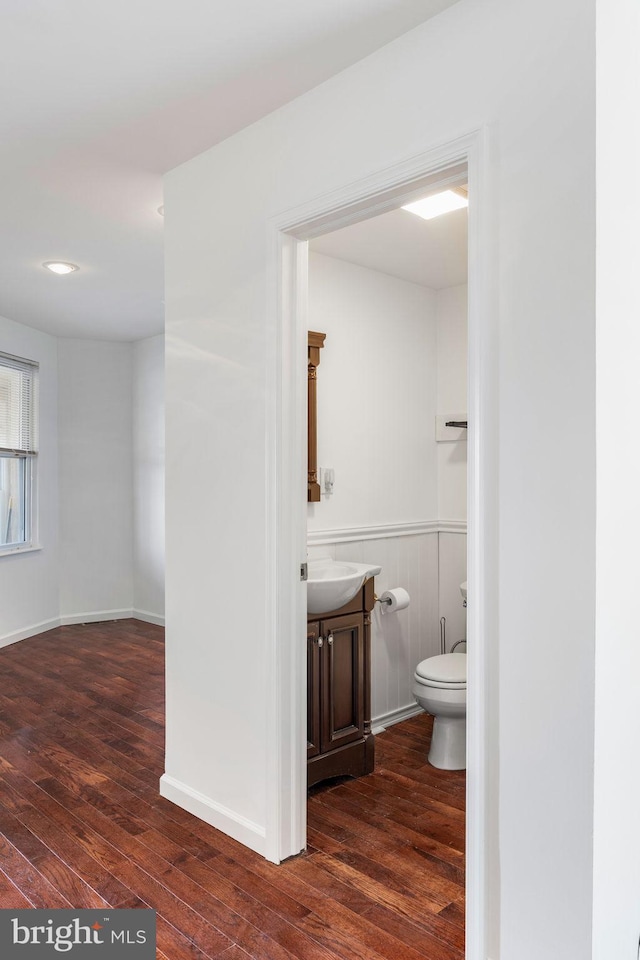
<box><xmin>320</xmin><ymin>612</ymin><xmax>364</xmax><ymax>753</ymax></box>
<box><xmin>307</xmin><ymin>621</ymin><xmax>322</xmax><ymax>759</ymax></box>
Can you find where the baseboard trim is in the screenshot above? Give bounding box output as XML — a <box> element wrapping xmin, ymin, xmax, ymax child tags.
<box><xmin>0</xmin><ymin>617</ymin><xmax>61</xmax><ymax>649</ymax></box>
<box><xmin>159</xmin><ymin>773</ymin><xmax>266</xmax><ymax>856</ymax></box>
<box><xmin>132</xmin><ymin>609</ymin><xmax>165</xmax><ymax>626</ymax></box>
<box><xmin>371</xmin><ymin>701</ymin><xmax>423</xmax><ymax>735</ymax></box>
<box><xmin>307</xmin><ymin>519</ymin><xmax>466</xmax><ymax>545</ymax></box>
<box><xmin>1</xmin><ymin>610</ymin><xmax>165</xmax><ymax>647</ymax></box>
<box><xmin>60</xmin><ymin>609</ymin><xmax>135</xmax><ymax>625</ymax></box>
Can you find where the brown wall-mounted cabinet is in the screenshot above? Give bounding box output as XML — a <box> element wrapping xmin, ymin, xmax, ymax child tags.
<box><xmin>307</xmin><ymin>578</ymin><xmax>375</xmax><ymax>787</ymax></box>
<box><xmin>308</xmin><ymin>331</ymin><xmax>325</xmax><ymax>502</ymax></box>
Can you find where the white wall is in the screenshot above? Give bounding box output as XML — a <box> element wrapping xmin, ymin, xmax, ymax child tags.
<box><xmin>0</xmin><ymin>315</ymin><xmax>59</xmax><ymax>644</ymax></box>
<box><xmin>593</xmin><ymin>0</ymin><xmax>640</xmax><ymax>955</ymax></box>
<box><xmin>164</xmin><ymin>1</ymin><xmax>597</xmax><ymax>957</ymax></box>
<box><xmin>436</xmin><ymin>283</ymin><xmax>467</xmax><ymax>521</ymax></box>
<box><xmin>58</xmin><ymin>340</ymin><xmax>134</xmax><ymax>619</ymax></box>
<box><xmin>133</xmin><ymin>335</ymin><xmax>165</xmax><ymax>622</ymax></box>
<box><xmin>308</xmin><ymin>251</ymin><xmax>437</xmax><ymax>529</ymax></box>
<box><xmin>438</xmin><ymin>531</ymin><xmax>466</xmax><ymax>649</ymax></box>
<box><xmin>435</xmin><ymin>285</ymin><xmax>468</xmax><ymax>649</ymax></box>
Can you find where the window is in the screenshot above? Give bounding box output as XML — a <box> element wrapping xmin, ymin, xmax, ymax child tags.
<box><xmin>0</xmin><ymin>352</ymin><xmax>38</xmax><ymax>552</ymax></box>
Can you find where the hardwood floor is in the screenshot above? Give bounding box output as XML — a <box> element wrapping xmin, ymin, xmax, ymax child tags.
<box><xmin>0</xmin><ymin>620</ymin><xmax>465</xmax><ymax>959</ymax></box>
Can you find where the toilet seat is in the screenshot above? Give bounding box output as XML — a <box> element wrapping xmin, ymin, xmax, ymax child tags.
<box><xmin>414</xmin><ymin>652</ymin><xmax>466</xmax><ymax>689</ymax></box>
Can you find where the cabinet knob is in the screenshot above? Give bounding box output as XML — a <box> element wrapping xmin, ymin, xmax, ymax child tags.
<box><xmin>317</xmin><ymin>636</ymin><xmax>323</xmax><ymax>648</ymax></box>
<box><xmin>327</xmin><ymin>633</ymin><xmax>334</xmax><ymax>646</ymax></box>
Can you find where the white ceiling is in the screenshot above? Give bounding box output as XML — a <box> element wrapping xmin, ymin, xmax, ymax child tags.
<box><xmin>0</xmin><ymin>0</ymin><xmax>460</xmax><ymax>342</ymax></box>
<box><xmin>310</xmin><ymin>204</ymin><xmax>468</xmax><ymax>290</ymax></box>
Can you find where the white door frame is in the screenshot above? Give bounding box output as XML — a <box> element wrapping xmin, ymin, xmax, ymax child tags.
<box><xmin>265</xmin><ymin>128</ymin><xmax>494</xmax><ymax>960</ymax></box>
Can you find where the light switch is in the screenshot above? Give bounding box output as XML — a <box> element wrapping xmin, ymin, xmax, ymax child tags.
<box><xmin>322</xmin><ymin>468</ymin><xmax>335</xmax><ymax>496</ymax></box>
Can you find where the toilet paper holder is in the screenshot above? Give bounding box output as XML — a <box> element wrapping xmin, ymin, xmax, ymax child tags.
<box><xmin>374</xmin><ymin>587</ymin><xmax>411</xmax><ymax>613</ymax></box>
<box><xmin>374</xmin><ymin>593</ymin><xmax>392</xmax><ymax>606</ymax></box>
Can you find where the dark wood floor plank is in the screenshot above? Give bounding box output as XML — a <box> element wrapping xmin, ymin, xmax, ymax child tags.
<box><xmin>0</xmin><ymin>864</ymin><xmax>38</xmax><ymax>907</ymax></box>
<box><xmin>0</xmin><ymin>802</ymin><xmax>107</xmax><ymax>909</ymax></box>
<box><xmin>297</xmin><ymin>894</ymin><xmax>435</xmax><ymax>960</ymax></box>
<box><xmin>12</xmin><ymin>720</ymin><xmax>160</xmax><ymax>792</ymax></box>
<box><xmin>0</xmin><ymin>774</ymin><xmax>136</xmax><ymax>907</ymax></box>
<box><xmin>0</xmin><ymin>830</ymin><xmax>72</xmax><ymax>909</ymax></box>
<box><xmin>344</xmin><ymin>767</ymin><xmax>466</xmax><ymax>821</ymax></box>
<box><xmin>307</xmin><ymin>798</ymin><xmax>465</xmax><ymax>888</ymax></box>
<box><xmin>334</xmin><ymin>846</ymin><xmax>462</xmax><ymax>908</ymax></box>
<box><xmin>437</xmin><ymin>900</ymin><xmax>465</xmax><ymax>929</ymax></box>
<box><xmin>305</xmin><ymin>849</ymin><xmax>445</xmax><ymax>918</ymax></box>
<box><xmin>359</xmin><ymin>903</ymin><xmax>464</xmax><ymax>959</ymax></box>
<box><xmin>310</xmin><ymin>781</ymin><xmax>465</xmax><ymax>854</ymax></box>
<box><xmin>373</xmin><ymin>754</ymin><xmax>465</xmax><ymax>808</ymax></box>
<box><xmin>0</xmin><ymin>620</ymin><xmax>465</xmax><ymax>960</ymax></box>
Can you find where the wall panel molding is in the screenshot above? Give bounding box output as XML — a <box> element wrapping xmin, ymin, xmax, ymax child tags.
<box><xmin>308</xmin><ymin>519</ymin><xmax>466</xmax><ymax>545</ymax></box>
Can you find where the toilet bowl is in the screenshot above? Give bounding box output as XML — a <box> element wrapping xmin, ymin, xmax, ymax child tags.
<box><xmin>412</xmin><ymin>652</ymin><xmax>466</xmax><ymax>770</ymax></box>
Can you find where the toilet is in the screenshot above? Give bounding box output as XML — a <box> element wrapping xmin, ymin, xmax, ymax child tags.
<box><xmin>412</xmin><ymin>581</ymin><xmax>467</xmax><ymax>770</ymax></box>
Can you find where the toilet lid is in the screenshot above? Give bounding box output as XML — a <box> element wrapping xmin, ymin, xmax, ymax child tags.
<box><xmin>415</xmin><ymin>653</ymin><xmax>466</xmax><ymax>684</ymax></box>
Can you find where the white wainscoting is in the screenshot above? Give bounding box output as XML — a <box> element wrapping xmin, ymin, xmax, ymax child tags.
<box><xmin>308</xmin><ymin>521</ymin><xmax>466</xmax><ymax>728</ymax></box>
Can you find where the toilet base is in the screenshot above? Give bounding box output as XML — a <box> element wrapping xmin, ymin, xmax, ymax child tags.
<box><xmin>428</xmin><ymin>715</ymin><xmax>466</xmax><ymax>770</ymax></box>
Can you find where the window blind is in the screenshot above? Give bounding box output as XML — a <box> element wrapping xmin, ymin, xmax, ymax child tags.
<box><xmin>0</xmin><ymin>352</ymin><xmax>39</xmax><ymax>455</ymax></box>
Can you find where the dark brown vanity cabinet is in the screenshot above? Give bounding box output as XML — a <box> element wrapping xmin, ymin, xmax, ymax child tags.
<box><xmin>306</xmin><ymin>579</ymin><xmax>375</xmax><ymax>787</ymax></box>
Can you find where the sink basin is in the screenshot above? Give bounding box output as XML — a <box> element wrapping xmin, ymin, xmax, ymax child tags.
<box><xmin>307</xmin><ymin>558</ymin><xmax>382</xmax><ymax>615</ymax></box>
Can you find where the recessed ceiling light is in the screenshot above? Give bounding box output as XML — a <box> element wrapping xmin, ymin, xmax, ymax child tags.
<box><xmin>157</xmin><ymin>205</ymin><xmax>164</xmax><ymax>217</ymax></box>
<box><xmin>402</xmin><ymin>189</ymin><xmax>468</xmax><ymax>221</ymax></box>
<box><xmin>43</xmin><ymin>261</ymin><xmax>79</xmax><ymax>275</ymax></box>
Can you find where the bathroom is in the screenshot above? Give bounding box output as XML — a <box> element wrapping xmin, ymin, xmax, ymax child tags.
<box><xmin>306</xmin><ymin>193</ymin><xmax>468</xmax><ymax>754</ymax></box>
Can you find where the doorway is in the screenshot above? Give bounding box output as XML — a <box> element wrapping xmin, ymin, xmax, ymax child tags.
<box><xmin>267</xmin><ymin>135</ymin><xmax>489</xmax><ymax>957</ymax></box>
<box><xmin>304</xmin><ymin>171</ymin><xmax>468</xmax><ymax>954</ymax></box>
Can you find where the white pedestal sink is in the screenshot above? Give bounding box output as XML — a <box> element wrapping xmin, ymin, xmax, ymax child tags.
<box><xmin>307</xmin><ymin>558</ymin><xmax>382</xmax><ymax>615</ymax></box>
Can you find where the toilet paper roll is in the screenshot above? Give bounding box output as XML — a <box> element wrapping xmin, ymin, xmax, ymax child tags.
<box><xmin>379</xmin><ymin>587</ymin><xmax>410</xmax><ymax>614</ymax></box>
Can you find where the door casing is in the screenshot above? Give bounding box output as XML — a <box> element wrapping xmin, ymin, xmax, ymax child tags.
<box><xmin>265</xmin><ymin>128</ymin><xmax>495</xmax><ymax>960</ymax></box>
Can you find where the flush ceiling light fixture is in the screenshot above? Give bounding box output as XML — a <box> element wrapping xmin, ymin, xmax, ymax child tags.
<box><xmin>402</xmin><ymin>189</ymin><xmax>468</xmax><ymax>221</ymax></box>
<box><xmin>42</xmin><ymin>261</ymin><xmax>79</xmax><ymax>275</ymax></box>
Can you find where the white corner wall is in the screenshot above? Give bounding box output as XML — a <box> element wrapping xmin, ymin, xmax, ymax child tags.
<box><xmin>58</xmin><ymin>340</ymin><xmax>134</xmax><ymax>620</ymax></box>
<box><xmin>164</xmin><ymin>0</ymin><xmax>597</xmax><ymax>956</ymax></box>
<box><xmin>133</xmin><ymin>334</ymin><xmax>165</xmax><ymax>623</ymax></box>
<box><xmin>1</xmin><ymin>325</ymin><xmax>165</xmax><ymax>640</ymax></box>
<box><xmin>57</xmin><ymin>336</ymin><xmax>166</xmax><ymax>624</ymax></box>
<box><xmin>0</xmin><ymin>315</ymin><xmax>59</xmax><ymax>645</ymax></box>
